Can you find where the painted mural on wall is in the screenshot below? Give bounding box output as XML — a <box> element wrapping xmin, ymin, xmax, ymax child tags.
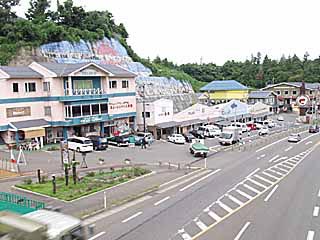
<box><xmin>40</xmin><ymin>37</ymin><xmax>194</xmax><ymax>97</ymax></box>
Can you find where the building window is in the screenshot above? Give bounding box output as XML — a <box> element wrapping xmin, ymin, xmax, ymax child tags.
<box><xmin>43</xmin><ymin>82</ymin><xmax>51</xmax><ymax>92</ymax></box>
<box><xmin>89</xmin><ymin>124</ymin><xmax>95</xmax><ymax>132</ymax></box>
<box><xmin>310</xmin><ymin>90</ymin><xmax>313</xmax><ymax>95</ymax></box>
<box><xmin>72</xmin><ymin>106</ymin><xmax>81</xmax><ymax>117</ymax></box>
<box><xmin>122</xmin><ymin>80</ymin><xmax>129</xmax><ymax>88</ymax></box>
<box><xmin>82</xmin><ymin>105</ymin><xmax>91</xmax><ymax>116</ymax></box>
<box><xmin>284</xmin><ymin>90</ymin><xmax>289</xmax><ymax>95</ymax></box>
<box><xmin>25</xmin><ymin>82</ymin><xmax>36</xmax><ymax>92</ymax></box>
<box><xmin>142</xmin><ymin>112</ymin><xmax>151</xmax><ymax>118</ymax></box>
<box><xmin>292</xmin><ymin>90</ymin><xmax>297</xmax><ymax>95</ymax></box>
<box><xmin>44</xmin><ymin>106</ymin><xmax>52</xmax><ymax>116</ymax></box>
<box><xmin>101</xmin><ymin>104</ymin><xmax>108</xmax><ymax>114</ymax></box>
<box><xmin>109</xmin><ymin>80</ymin><xmax>117</xmax><ymax>89</ymax></box>
<box><xmin>65</xmin><ymin>106</ymin><xmax>72</xmax><ymax>118</ymax></box>
<box><xmin>12</xmin><ymin>83</ymin><xmax>19</xmax><ymax>93</ymax></box>
<box><xmin>276</xmin><ymin>90</ymin><xmax>281</xmax><ymax>95</ymax></box>
<box><xmin>92</xmin><ymin>104</ymin><xmax>100</xmax><ymax>115</ymax></box>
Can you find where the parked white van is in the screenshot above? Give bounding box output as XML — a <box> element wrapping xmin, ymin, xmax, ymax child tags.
<box><xmin>231</xmin><ymin>122</ymin><xmax>249</xmax><ymax>132</ymax></box>
<box><xmin>68</xmin><ymin>137</ymin><xmax>93</xmax><ymax>152</ymax></box>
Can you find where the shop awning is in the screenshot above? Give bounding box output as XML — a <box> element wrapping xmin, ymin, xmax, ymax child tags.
<box><xmin>23</xmin><ymin>128</ymin><xmax>46</xmax><ymax>139</ymax></box>
<box><xmin>11</xmin><ymin>119</ymin><xmax>50</xmax><ymax>130</ymax></box>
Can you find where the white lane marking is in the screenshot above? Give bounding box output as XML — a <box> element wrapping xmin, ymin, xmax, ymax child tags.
<box><xmin>305</xmin><ymin>141</ymin><xmax>313</xmax><ymax>145</ymax></box>
<box><xmin>277</xmin><ymin>164</ymin><xmax>291</xmax><ymax>171</ymax></box>
<box><xmin>227</xmin><ymin>194</ymin><xmax>244</xmax><ymax>206</ymax></box>
<box><xmin>307</xmin><ymin>230</ymin><xmax>315</xmax><ymax>240</ymax></box>
<box><xmin>256</xmin><ymin>136</ymin><xmax>288</xmax><ymax>153</ymax></box>
<box><xmin>154</xmin><ymin>196</ymin><xmax>170</xmax><ymax>206</ymax></box>
<box><xmin>245</xmin><ymin>168</ymin><xmax>260</xmax><ymax>178</ymax></box>
<box><xmin>158</xmin><ymin>170</ymin><xmax>211</xmax><ymax>193</ymax></box>
<box><xmin>261</xmin><ymin>171</ymin><xmax>280</xmax><ymax>180</ymax></box>
<box><xmin>273</xmin><ymin>156</ymin><xmax>288</xmax><ymax>163</ymax></box>
<box><xmin>268</xmin><ymin>169</ymin><xmax>285</xmax><ymax>176</ymax></box>
<box><xmin>318</xmin><ymin>189</ymin><xmax>320</xmax><ymax>197</ymax></box>
<box><xmin>236</xmin><ymin>189</ymin><xmax>254</xmax><ymax>200</ymax></box>
<box><xmin>247</xmin><ymin>178</ymin><xmax>268</xmax><ymax>188</ymax></box>
<box><xmin>234</xmin><ymin>222</ymin><xmax>251</xmax><ymax>240</ymax></box>
<box><xmin>254</xmin><ymin>174</ymin><xmax>274</xmax><ymax>184</ymax></box>
<box><xmin>217</xmin><ymin>201</ymin><xmax>233</xmax><ymax>213</ymax></box>
<box><xmin>313</xmin><ymin>206</ymin><xmax>320</xmax><ymax>217</ymax></box>
<box><xmin>179</xmin><ymin>169</ymin><xmax>221</xmax><ymax>192</ymax></box>
<box><xmin>207</xmin><ymin>210</ymin><xmax>222</xmax><ymax>221</ymax></box>
<box><xmin>264</xmin><ymin>184</ymin><xmax>279</xmax><ymax>202</ymax></box>
<box><xmin>121</xmin><ymin>211</ymin><xmax>143</xmax><ymax>223</ymax></box>
<box><xmin>287</xmin><ymin>160</ymin><xmax>298</xmax><ymax>165</ymax></box>
<box><xmin>269</xmin><ymin>155</ymin><xmax>280</xmax><ymax>163</ymax></box>
<box><xmin>243</xmin><ymin>184</ymin><xmax>261</xmax><ymax>194</ymax></box>
<box><xmin>160</xmin><ymin>168</ymin><xmax>203</xmax><ymax>187</ymax></box>
<box><xmin>178</xmin><ymin>229</ymin><xmax>192</xmax><ymax>240</ymax></box>
<box><xmin>88</xmin><ymin>232</ymin><xmax>106</xmax><ymax>240</ymax></box>
<box><xmin>260</xmin><ymin>154</ymin><xmax>266</xmax><ymax>158</ymax></box>
<box><xmin>282</xmin><ymin>162</ymin><xmax>294</xmax><ymax>167</ymax></box>
<box><xmin>285</xmin><ymin>146</ymin><xmax>293</xmax><ymax>152</ymax></box>
<box><xmin>194</xmin><ymin>219</ymin><xmax>207</xmax><ymax>231</ymax></box>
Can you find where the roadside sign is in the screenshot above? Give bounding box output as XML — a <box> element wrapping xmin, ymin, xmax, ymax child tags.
<box><xmin>297</xmin><ymin>95</ymin><xmax>309</xmax><ymax>107</ymax></box>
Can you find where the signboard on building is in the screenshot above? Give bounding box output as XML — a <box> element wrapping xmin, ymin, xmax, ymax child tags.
<box><xmin>6</xmin><ymin>107</ymin><xmax>31</xmax><ymax>118</ymax></box>
<box><xmin>296</xmin><ymin>95</ymin><xmax>309</xmax><ymax>107</ymax></box>
<box><xmin>80</xmin><ymin>116</ymin><xmax>103</xmax><ymax>124</ymax></box>
<box><xmin>109</xmin><ymin>102</ymin><xmax>133</xmax><ymax>110</ymax></box>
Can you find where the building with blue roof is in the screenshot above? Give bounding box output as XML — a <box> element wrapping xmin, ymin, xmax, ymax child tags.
<box><xmin>200</xmin><ymin>80</ymin><xmax>249</xmax><ymax>104</ymax></box>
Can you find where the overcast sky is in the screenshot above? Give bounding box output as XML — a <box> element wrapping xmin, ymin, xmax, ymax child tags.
<box><xmin>16</xmin><ymin>0</ymin><xmax>320</xmax><ymax>65</ymax></box>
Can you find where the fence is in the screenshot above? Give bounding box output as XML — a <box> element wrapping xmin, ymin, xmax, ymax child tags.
<box><xmin>0</xmin><ymin>192</ymin><xmax>45</xmax><ymax>214</ymax></box>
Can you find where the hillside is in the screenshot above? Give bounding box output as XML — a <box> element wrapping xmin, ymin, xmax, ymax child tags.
<box><xmin>0</xmin><ymin>0</ymin><xmax>205</xmax><ymax>92</ymax></box>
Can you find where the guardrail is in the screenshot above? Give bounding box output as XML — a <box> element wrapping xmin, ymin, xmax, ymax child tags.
<box><xmin>0</xmin><ymin>192</ymin><xmax>45</xmax><ymax>211</ymax></box>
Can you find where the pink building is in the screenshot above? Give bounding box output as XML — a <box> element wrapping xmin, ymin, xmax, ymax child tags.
<box><xmin>0</xmin><ymin>62</ymin><xmax>136</xmax><ymax>146</ymax></box>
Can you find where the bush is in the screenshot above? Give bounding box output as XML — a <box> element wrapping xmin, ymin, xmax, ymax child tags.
<box><xmin>133</xmin><ymin>167</ymin><xmax>149</xmax><ymax>177</ymax></box>
<box><xmin>23</xmin><ymin>178</ymin><xmax>32</xmax><ymax>185</ymax></box>
<box><xmin>46</xmin><ymin>146</ymin><xmax>59</xmax><ymax>151</ymax></box>
<box><xmin>86</xmin><ymin>172</ymin><xmax>95</xmax><ymax>177</ymax></box>
<box><xmin>41</xmin><ymin>175</ymin><xmax>48</xmax><ymax>183</ymax></box>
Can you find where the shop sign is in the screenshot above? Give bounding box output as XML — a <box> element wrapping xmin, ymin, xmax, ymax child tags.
<box><xmin>6</xmin><ymin>107</ymin><xmax>31</xmax><ymax>118</ymax></box>
<box><xmin>296</xmin><ymin>95</ymin><xmax>309</xmax><ymax>107</ymax></box>
<box><xmin>109</xmin><ymin>101</ymin><xmax>133</xmax><ymax>110</ymax></box>
<box><xmin>80</xmin><ymin>115</ymin><xmax>103</xmax><ymax>124</ymax></box>
<box><xmin>77</xmin><ymin>68</ymin><xmax>99</xmax><ymax>76</ymax></box>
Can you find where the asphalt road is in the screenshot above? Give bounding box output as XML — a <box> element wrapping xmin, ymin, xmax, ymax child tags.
<box><xmin>84</xmin><ymin>124</ymin><xmax>320</xmax><ymax>240</ymax></box>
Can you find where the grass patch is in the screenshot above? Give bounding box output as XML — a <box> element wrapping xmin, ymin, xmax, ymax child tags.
<box><xmin>16</xmin><ymin>167</ymin><xmax>151</xmax><ymax>201</ymax></box>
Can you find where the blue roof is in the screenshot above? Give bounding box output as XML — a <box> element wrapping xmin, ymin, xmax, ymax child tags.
<box><xmin>200</xmin><ymin>80</ymin><xmax>248</xmax><ymax>92</ymax></box>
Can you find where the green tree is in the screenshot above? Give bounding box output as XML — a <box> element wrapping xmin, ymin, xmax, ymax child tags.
<box><xmin>0</xmin><ymin>0</ymin><xmax>20</xmax><ymax>35</ymax></box>
<box><xmin>26</xmin><ymin>0</ymin><xmax>51</xmax><ymax>23</ymax></box>
<box><xmin>57</xmin><ymin>0</ymin><xmax>86</xmax><ymax>28</ymax></box>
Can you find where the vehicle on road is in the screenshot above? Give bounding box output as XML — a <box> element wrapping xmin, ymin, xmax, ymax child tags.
<box><xmin>67</xmin><ymin>137</ymin><xmax>93</xmax><ymax>152</ymax></box>
<box><xmin>135</xmin><ymin>132</ymin><xmax>154</xmax><ymax>144</ymax></box>
<box><xmin>189</xmin><ymin>139</ymin><xmax>209</xmax><ymax>157</ymax></box>
<box><xmin>309</xmin><ymin>125</ymin><xmax>319</xmax><ymax>133</ymax></box>
<box><xmin>258</xmin><ymin>126</ymin><xmax>269</xmax><ymax>136</ymax></box>
<box><xmin>87</xmin><ymin>135</ymin><xmax>108</xmax><ymax>150</ymax></box>
<box><xmin>246</xmin><ymin>122</ymin><xmax>257</xmax><ymax>131</ymax></box>
<box><xmin>108</xmin><ymin>135</ymin><xmax>130</xmax><ymax>147</ymax></box>
<box><xmin>183</xmin><ymin>132</ymin><xmax>196</xmax><ymax>142</ymax></box>
<box><xmin>288</xmin><ymin>133</ymin><xmax>301</xmax><ymax>143</ymax></box>
<box><xmin>199</xmin><ymin>125</ymin><xmax>221</xmax><ymax>137</ymax></box>
<box><xmin>189</xmin><ymin>129</ymin><xmax>205</xmax><ymax>139</ymax></box>
<box><xmin>219</xmin><ymin>126</ymin><xmax>240</xmax><ymax>145</ymax></box>
<box><xmin>231</xmin><ymin>122</ymin><xmax>250</xmax><ymax>133</ymax></box>
<box><xmin>255</xmin><ymin>123</ymin><xmax>263</xmax><ymax>130</ymax></box>
<box><xmin>277</xmin><ymin>116</ymin><xmax>284</xmax><ymax>121</ymax></box>
<box><xmin>168</xmin><ymin>134</ymin><xmax>186</xmax><ymax>144</ymax></box>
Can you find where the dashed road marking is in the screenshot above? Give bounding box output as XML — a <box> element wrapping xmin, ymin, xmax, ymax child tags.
<box><xmin>268</xmin><ymin>155</ymin><xmax>280</xmax><ymax>163</ymax></box>
<box><xmin>273</xmin><ymin>156</ymin><xmax>288</xmax><ymax>163</ymax></box>
<box><xmin>217</xmin><ymin>201</ymin><xmax>233</xmax><ymax>213</ymax></box>
<box><xmin>154</xmin><ymin>196</ymin><xmax>170</xmax><ymax>206</ymax></box>
<box><xmin>236</xmin><ymin>189</ymin><xmax>254</xmax><ymax>200</ymax></box>
<box><xmin>261</xmin><ymin>171</ymin><xmax>279</xmax><ymax>180</ymax></box>
<box><xmin>264</xmin><ymin>185</ymin><xmax>279</xmax><ymax>202</ymax></box>
<box><xmin>227</xmin><ymin>194</ymin><xmax>244</xmax><ymax>206</ymax></box>
<box><xmin>206</xmin><ymin>210</ymin><xmax>222</xmax><ymax>222</ymax></box>
<box><xmin>88</xmin><ymin>232</ymin><xmax>106</xmax><ymax>240</ymax></box>
<box><xmin>245</xmin><ymin>168</ymin><xmax>260</xmax><ymax>178</ymax></box>
<box><xmin>194</xmin><ymin>218</ymin><xmax>208</xmax><ymax>231</ymax></box>
<box><xmin>313</xmin><ymin>206</ymin><xmax>320</xmax><ymax>217</ymax></box>
<box><xmin>307</xmin><ymin>230</ymin><xmax>315</xmax><ymax>240</ymax></box>
<box><xmin>306</xmin><ymin>141</ymin><xmax>313</xmax><ymax>145</ymax></box>
<box><xmin>234</xmin><ymin>222</ymin><xmax>251</xmax><ymax>240</ymax></box>
<box><xmin>247</xmin><ymin>178</ymin><xmax>268</xmax><ymax>189</ymax></box>
<box><xmin>318</xmin><ymin>189</ymin><xmax>320</xmax><ymax>197</ymax></box>
<box><xmin>254</xmin><ymin>174</ymin><xmax>274</xmax><ymax>185</ymax></box>
<box><xmin>285</xmin><ymin>146</ymin><xmax>293</xmax><ymax>152</ymax></box>
<box><xmin>121</xmin><ymin>211</ymin><xmax>142</xmax><ymax>223</ymax></box>
<box><xmin>243</xmin><ymin>184</ymin><xmax>261</xmax><ymax>194</ymax></box>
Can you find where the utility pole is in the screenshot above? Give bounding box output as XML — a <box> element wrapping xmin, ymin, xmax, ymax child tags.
<box><xmin>142</xmin><ymin>84</ymin><xmax>146</xmax><ymax>133</ymax></box>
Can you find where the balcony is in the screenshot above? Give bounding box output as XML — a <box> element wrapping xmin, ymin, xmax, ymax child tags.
<box><xmin>65</xmin><ymin>88</ymin><xmax>104</xmax><ymax>96</ymax></box>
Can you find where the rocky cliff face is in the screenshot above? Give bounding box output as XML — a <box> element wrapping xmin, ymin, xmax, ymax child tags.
<box><xmin>10</xmin><ymin>37</ymin><xmax>197</xmax><ymax>111</ymax></box>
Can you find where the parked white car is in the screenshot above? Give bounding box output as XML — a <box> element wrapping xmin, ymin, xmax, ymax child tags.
<box><xmin>288</xmin><ymin>133</ymin><xmax>301</xmax><ymax>143</ymax></box>
<box><xmin>231</xmin><ymin>122</ymin><xmax>249</xmax><ymax>133</ymax></box>
<box><xmin>168</xmin><ymin>134</ymin><xmax>186</xmax><ymax>144</ymax></box>
<box><xmin>199</xmin><ymin>125</ymin><xmax>221</xmax><ymax>137</ymax></box>
<box><xmin>68</xmin><ymin>137</ymin><xmax>93</xmax><ymax>152</ymax></box>
<box><xmin>258</xmin><ymin>127</ymin><xmax>269</xmax><ymax>136</ymax></box>
<box><xmin>277</xmin><ymin>116</ymin><xmax>284</xmax><ymax>121</ymax></box>
<box><xmin>255</xmin><ymin>123</ymin><xmax>263</xmax><ymax>130</ymax></box>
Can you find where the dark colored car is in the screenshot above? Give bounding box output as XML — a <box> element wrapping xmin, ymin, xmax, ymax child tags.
<box><xmin>183</xmin><ymin>133</ymin><xmax>196</xmax><ymax>142</ymax></box>
<box><xmin>87</xmin><ymin>135</ymin><xmax>108</xmax><ymax>150</ymax></box>
<box><xmin>189</xmin><ymin>130</ymin><xmax>205</xmax><ymax>139</ymax></box>
<box><xmin>309</xmin><ymin>125</ymin><xmax>319</xmax><ymax>133</ymax></box>
<box><xmin>107</xmin><ymin>135</ymin><xmax>130</xmax><ymax>147</ymax></box>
